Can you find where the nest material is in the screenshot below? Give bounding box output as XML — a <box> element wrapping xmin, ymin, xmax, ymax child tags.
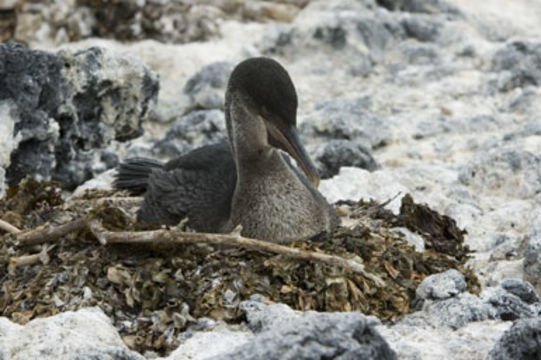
<box><xmin>0</xmin><ymin>178</ymin><xmax>479</xmax><ymax>355</ymax></box>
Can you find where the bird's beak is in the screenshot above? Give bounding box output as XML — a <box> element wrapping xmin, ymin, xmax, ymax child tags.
<box><xmin>263</xmin><ymin>115</ymin><xmax>320</xmax><ymax>188</ymax></box>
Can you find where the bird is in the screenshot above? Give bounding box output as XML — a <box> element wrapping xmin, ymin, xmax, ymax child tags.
<box><xmin>114</xmin><ymin>57</ymin><xmax>338</xmax><ymax>244</ymax></box>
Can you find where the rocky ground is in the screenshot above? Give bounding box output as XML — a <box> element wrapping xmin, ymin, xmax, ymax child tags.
<box><xmin>1</xmin><ymin>0</ymin><xmax>541</xmax><ymax>359</ymax></box>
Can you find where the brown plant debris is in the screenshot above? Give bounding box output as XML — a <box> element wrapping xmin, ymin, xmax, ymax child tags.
<box><xmin>399</xmin><ymin>193</ymin><xmax>469</xmax><ymax>260</ymax></box>
<box><xmin>15</xmin><ymin>218</ymin><xmax>384</xmax><ymax>285</ymax></box>
<box><xmin>0</xmin><ymin>178</ymin><xmax>479</xmax><ymax>355</ymax></box>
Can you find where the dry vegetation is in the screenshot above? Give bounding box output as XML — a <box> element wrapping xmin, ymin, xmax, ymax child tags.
<box><xmin>0</xmin><ymin>178</ymin><xmax>479</xmax><ymax>355</ymax></box>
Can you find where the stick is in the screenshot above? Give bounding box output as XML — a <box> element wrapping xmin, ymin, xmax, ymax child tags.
<box><xmin>0</xmin><ymin>219</ymin><xmax>21</xmax><ymax>234</ymax></box>
<box><xmin>9</xmin><ymin>253</ymin><xmax>42</xmax><ymax>270</ymax></box>
<box><xmin>67</xmin><ymin>196</ymin><xmax>144</xmax><ymax>206</ymax></box>
<box><xmin>9</xmin><ymin>244</ymin><xmax>54</xmax><ymax>271</ymax></box>
<box><xmin>17</xmin><ymin>218</ymin><xmax>88</xmax><ymax>246</ymax></box>
<box><xmin>15</xmin><ymin>218</ymin><xmax>385</xmax><ymax>286</ymax></box>
<box><xmin>92</xmin><ymin>227</ymin><xmax>385</xmax><ymax>286</ymax></box>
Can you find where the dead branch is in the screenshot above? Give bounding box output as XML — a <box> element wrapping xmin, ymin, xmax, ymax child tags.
<box><xmin>15</xmin><ymin>217</ymin><xmax>385</xmax><ymax>286</ymax></box>
<box><xmin>67</xmin><ymin>196</ymin><xmax>144</xmax><ymax>206</ymax></box>
<box><xmin>9</xmin><ymin>253</ymin><xmax>42</xmax><ymax>270</ymax></box>
<box><xmin>0</xmin><ymin>219</ymin><xmax>21</xmax><ymax>234</ymax></box>
<box><xmin>9</xmin><ymin>244</ymin><xmax>54</xmax><ymax>272</ymax></box>
<box><xmin>17</xmin><ymin>218</ymin><xmax>88</xmax><ymax>246</ymax></box>
<box><xmin>94</xmin><ymin>227</ymin><xmax>385</xmax><ymax>285</ymax></box>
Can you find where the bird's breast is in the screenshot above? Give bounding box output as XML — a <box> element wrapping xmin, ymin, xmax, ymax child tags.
<box><xmin>227</xmin><ymin>151</ymin><xmax>329</xmax><ymax>243</ymax></box>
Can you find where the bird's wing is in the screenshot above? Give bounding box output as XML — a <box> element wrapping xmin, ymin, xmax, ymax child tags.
<box><xmin>138</xmin><ymin>142</ymin><xmax>237</xmax><ymax>231</ymax></box>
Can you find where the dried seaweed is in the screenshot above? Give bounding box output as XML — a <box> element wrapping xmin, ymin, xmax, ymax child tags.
<box><xmin>399</xmin><ymin>194</ymin><xmax>470</xmax><ymax>260</ymax></box>
<box><xmin>0</xmin><ymin>180</ymin><xmax>479</xmax><ymax>355</ymax></box>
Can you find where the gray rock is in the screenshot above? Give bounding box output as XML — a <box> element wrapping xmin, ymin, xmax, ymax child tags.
<box><xmin>532</xmin><ymin>303</ymin><xmax>541</xmax><ymax>318</ymax></box>
<box><xmin>241</xmin><ymin>301</ymin><xmax>297</xmax><ymax>333</ymax></box>
<box><xmin>501</xmin><ymin>278</ymin><xmax>540</xmax><ymax>304</ymax></box>
<box><xmin>356</xmin><ymin>16</ymin><xmax>402</xmax><ymax>56</ymax></box>
<box><xmin>348</xmin><ymin>54</ymin><xmax>373</xmax><ymax>76</ymax></box>
<box><xmin>375</xmin><ymin>0</ymin><xmax>461</xmax><ymax>15</ymax></box>
<box><xmin>406</xmin><ymin>280</ymin><xmax>539</xmax><ymax>332</ymax></box>
<box><xmin>311</xmin><ymin>139</ymin><xmax>378</xmax><ymax>179</ymax></box>
<box><xmin>0</xmin><ymin>42</ymin><xmax>158</xmax><ymax>190</ymax></box>
<box><xmin>301</xmin><ymin>97</ymin><xmax>391</xmax><ymax>149</ymax></box>
<box><xmin>267</xmin><ymin>5</ymin><xmax>455</xmax><ymax>68</ymax></box>
<box><xmin>0</xmin><ymin>308</ymin><xmax>143</xmax><ymax>360</ymax></box>
<box><xmin>153</xmin><ymin>110</ymin><xmax>226</xmax><ymax>158</ymax></box>
<box><xmin>524</xmin><ymin>236</ymin><xmax>541</xmax><ymax>295</ymax></box>
<box><xmin>1</xmin><ymin>42</ymin><xmax>64</xmax><ymax>187</ymax></box>
<box><xmin>503</xmin><ymin>121</ymin><xmax>541</xmax><ymax>142</ymax></box>
<box><xmin>488</xmin><ymin>233</ymin><xmax>522</xmax><ymax>261</ymax></box>
<box><xmin>259</xmin><ymin>24</ymin><xmax>294</xmax><ymax>56</ymax></box>
<box><xmin>413</xmin><ymin>114</ymin><xmax>508</xmax><ymax>140</ymax></box>
<box><xmin>263</xmin><ymin>8</ymin><xmax>402</xmax><ymax>62</ymax></box>
<box><xmin>183</xmin><ymin>61</ymin><xmax>234</xmax><ymax>112</ymax></box>
<box><xmin>492</xmin><ymin>41</ymin><xmax>541</xmax><ymax>91</ymax></box>
<box><xmin>312</xmin><ymin>22</ymin><xmax>348</xmax><ymax>50</ymax></box>
<box><xmin>487</xmin><ymin>291</ymin><xmax>535</xmax><ymax>321</ymax></box>
<box><xmin>400</xmin><ymin>42</ymin><xmax>441</xmax><ymax>65</ymax></box>
<box><xmin>401</xmin><ymin>293</ymin><xmax>496</xmax><ymax>329</ymax></box>
<box><xmin>400</xmin><ymin>15</ymin><xmax>442</xmax><ymax>42</ymax></box>
<box><xmin>212</xmin><ymin>300</ymin><xmax>397</xmax><ymax>360</ymax></box>
<box><xmin>503</xmin><ymin>88</ymin><xmax>541</xmax><ymax>114</ymax></box>
<box><xmin>12</xmin><ymin>1</ymin><xmax>229</xmax><ymax>47</ymax></box>
<box><xmin>489</xmin><ymin>318</ymin><xmax>541</xmax><ymax>360</ymax></box>
<box><xmin>416</xmin><ymin>269</ymin><xmax>467</xmax><ymax>300</ymax></box>
<box><xmin>272</xmin><ymin>11</ymin><xmax>395</xmax><ymax>63</ymax></box>
<box><xmin>458</xmin><ymin>148</ymin><xmax>541</xmax><ymax>199</ymax></box>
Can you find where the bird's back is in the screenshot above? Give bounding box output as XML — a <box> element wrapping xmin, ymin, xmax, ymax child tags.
<box><xmin>138</xmin><ymin>142</ymin><xmax>237</xmax><ymax>232</ymax></box>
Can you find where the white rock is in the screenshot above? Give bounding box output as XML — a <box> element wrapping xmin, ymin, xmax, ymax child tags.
<box><xmin>70</xmin><ymin>169</ymin><xmax>116</xmax><ymax>199</ymax></box>
<box><xmin>320</xmin><ymin>167</ymin><xmax>409</xmax><ymax>214</ymax></box>
<box><xmin>416</xmin><ymin>269</ymin><xmax>467</xmax><ymax>300</ymax></box>
<box><xmin>379</xmin><ymin>320</ymin><xmax>512</xmax><ymax>360</ymax></box>
<box><xmin>389</xmin><ymin>227</ymin><xmax>425</xmax><ymax>252</ymax></box>
<box><xmin>0</xmin><ymin>308</ymin><xmax>143</xmax><ymax>360</ymax></box>
<box><xmin>162</xmin><ymin>322</ymin><xmax>253</xmax><ymax>360</ymax></box>
<box><xmin>0</xmin><ymin>101</ymin><xmax>21</xmax><ymax>198</ymax></box>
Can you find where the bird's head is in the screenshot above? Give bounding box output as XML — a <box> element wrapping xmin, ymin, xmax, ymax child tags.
<box><xmin>225</xmin><ymin>57</ymin><xmax>320</xmax><ymax>187</ymax></box>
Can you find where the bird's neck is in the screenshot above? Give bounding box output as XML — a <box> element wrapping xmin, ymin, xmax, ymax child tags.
<box><xmin>227</xmin><ymin>95</ymin><xmax>269</xmax><ymax>165</ymax></box>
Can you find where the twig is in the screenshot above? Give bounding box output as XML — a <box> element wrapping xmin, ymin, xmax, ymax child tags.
<box><xmin>380</xmin><ymin>192</ymin><xmax>403</xmax><ymax>208</ymax></box>
<box><xmin>90</xmin><ymin>226</ymin><xmax>385</xmax><ymax>286</ymax></box>
<box><xmin>17</xmin><ymin>218</ymin><xmax>88</xmax><ymax>246</ymax></box>
<box><xmin>9</xmin><ymin>244</ymin><xmax>54</xmax><ymax>272</ymax></box>
<box><xmin>9</xmin><ymin>253</ymin><xmax>41</xmax><ymax>270</ymax></box>
<box><xmin>15</xmin><ymin>217</ymin><xmax>385</xmax><ymax>286</ymax></box>
<box><xmin>88</xmin><ymin>219</ymin><xmax>107</xmax><ymax>245</ymax></box>
<box><xmin>0</xmin><ymin>219</ymin><xmax>21</xmax><ymax>234</ymax></box>
<box><xmin>68</xmin><ymin>196</ymin><xmax>144</xmax><ymax>206</ymax></box>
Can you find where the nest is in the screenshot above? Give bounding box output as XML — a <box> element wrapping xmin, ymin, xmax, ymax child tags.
<box><xmin>0</xmin><ymin>178</ymin><xmax>479</xmax><ymax>355</ymax></box>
